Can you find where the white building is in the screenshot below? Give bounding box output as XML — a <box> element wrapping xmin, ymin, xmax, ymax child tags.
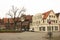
<box><xmin>30</xmin><ymin>10</ymin><xmax>60</xmax><ymax>32</ymax></box>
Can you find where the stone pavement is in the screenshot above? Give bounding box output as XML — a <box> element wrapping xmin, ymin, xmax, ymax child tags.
<box><xmin>0</xmin><ymin>32</ymin><xmax>59</xmax><ymax>40</ymax></box>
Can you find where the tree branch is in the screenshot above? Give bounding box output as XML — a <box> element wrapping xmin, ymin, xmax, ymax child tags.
<box><xmin>6</xmin><ymin>11</ymin><xmax>13</xmax><ymax>18</ymax></box>
<box><xmin>17</xmin><ymin>7</ymin><xmax>26</xmax><ymax>17</ymax></box>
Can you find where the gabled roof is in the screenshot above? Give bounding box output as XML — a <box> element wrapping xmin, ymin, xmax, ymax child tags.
<box><xmin>42</xmin><ymin>10</ymin><xmax>54</xmax><ymax>19</ymax></box>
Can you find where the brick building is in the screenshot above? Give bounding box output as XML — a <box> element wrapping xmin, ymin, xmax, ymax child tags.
<box><xmin>1</xmin><ymin>15</ymin><xmax>32</xmax><ymax>31</ymax></box>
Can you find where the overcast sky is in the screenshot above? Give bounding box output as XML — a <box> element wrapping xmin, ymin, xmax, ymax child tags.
<box><xmin>0</xmin><ymin>0</ymin><xmax>60</xmax><ymax>18</ymax></box>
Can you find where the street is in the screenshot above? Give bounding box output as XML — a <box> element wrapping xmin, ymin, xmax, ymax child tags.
<box><xmin>0</xmin><ymin>32</ymin><xmax>60</xmax><ymax>40</ymax></box>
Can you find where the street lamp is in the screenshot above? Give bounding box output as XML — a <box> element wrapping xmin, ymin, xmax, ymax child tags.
<box><xmin>47</xmin><ymin>17</ymin><xmax>53</xmax><ymax>40</ymax></box>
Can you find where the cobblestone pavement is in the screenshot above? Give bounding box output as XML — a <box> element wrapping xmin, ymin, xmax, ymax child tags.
<box><xmin>0</xmin><ymin>32</ymin><xmax>60</xmax><ymax>40</ymax></box>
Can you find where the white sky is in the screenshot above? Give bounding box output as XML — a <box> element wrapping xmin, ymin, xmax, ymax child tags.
<box><xmin>0</xmin><ymin>0</ymin><xmax>60</xmax><ymax>18</ymax></box>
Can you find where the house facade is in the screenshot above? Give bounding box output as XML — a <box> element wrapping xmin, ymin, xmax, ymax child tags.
<box><xmin>1</xmin><ymin>15</ymin><xmax>32</xmax><ymax>31</ymax></box>
<box><xmin>56</xmin><ymin>13</ymin><xmax>60</xmax><ymax>31</ymax></box>
<box><xmin>0</xmin><ymin>18</ymin><xmax>6</xmax><ymax>30</ymax></box>
<box><xmin>30</xmin><ymin>10</ymin><xmax>60</xmax><ymax>32</ymax></box>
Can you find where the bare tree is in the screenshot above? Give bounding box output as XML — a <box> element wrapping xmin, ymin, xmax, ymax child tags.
<box><xmin>6</xmin><ymin>5</ymin><xmax>26</xmax><ymax>30</ymax></box>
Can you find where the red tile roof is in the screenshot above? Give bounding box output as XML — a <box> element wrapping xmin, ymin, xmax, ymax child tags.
<box><xmin>3</xmin><ymin>18</ymin><xmax>14</xmax><ymax>23</ymax></box>
<box><xmin>25</xmin><ymin>15</ymin><xmax>32</xmax><ymax>21</ymax></box>
<box><xmin>3</xmin><ymin>15</ymin><xmax>33</xmax><ymax>23</ymax></box>
<box><xmin>9</xmin><ymin>18</ymin><xmax>14</xmax><ymax>23</ymax></box>
<box><xmin>3</xmin><ymin>18</ymin><xmax>8</xmax><ymax>23</ymax></box>
<box><xmin>43</xmin><ymin>10</ymin><xmax>53</xmax><ymax>19</ymax></box>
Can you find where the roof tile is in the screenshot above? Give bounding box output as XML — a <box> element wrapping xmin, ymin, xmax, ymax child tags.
<box><xmin>43</xmin><ymin>10</ymin><xmax>53</xmax><ymax>19</ymax></box>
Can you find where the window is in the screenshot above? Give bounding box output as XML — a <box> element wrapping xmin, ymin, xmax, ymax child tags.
<box><xmin>43</xmin><ymin>27</ymin><xmax>45</xmax><ymax>31</ymax></box>
<box><xmin>51</xmin><ymin>20</ymin><xmax>57</xmax><ymax>23</ymax></box>
<box><xmin>39</xmin><ymin>27</ymin><xmax>45</xmax><ymax>31</ymax></box>
<box><xmin>51</xmin><ymin>20</ymin><xmax>55</xmax><ymax>23</ymax></box>
<box><xmin>55</xmin><ymin>26</ymin><xmax>58</xmax><ymax>30</ymax></box>
<box><xmin>47</xmin><ymin>19</ymin><xmax>51</xmax><ymax>23</ymax></box>
<box><xmin>52</xmin><ymin>26</ymin><xmax>53</xmax><ymax>31</ymax></box>
<box><xmin>53</xmin><ymin>20</ymin><xmax>55</xmax><ymax>23</ymax></box>
<box><xmin>32</xmin><ymin>28</ymin><xmax>34</xmax><ymax>31</ymax></box>
<box><xmin>54</xmin><ymin>16</ymin><xmax>55</xmax><ymax>18</ymax></box>
<box><xmin>56</xmin><ymin>20</ymin><xmax>57</xmax><ymax>23</ymax></box>
<box><xmin>49</xmin><ymin>15</ymin><xmax>51</xmax><ymax>17</ymax></box>
<box><xmin>49</xmin><ymin>15</ymin><xmax>55</xmax><ymax>18</ymax></box>
<box><xmin>39</xmin><ymin>27</ymin><xmax>41</xmax><ymax>31</ymax></box>
<box><xmin>43</xmin><ymin>20</ymin><xmax>44</xmax><ymax>23</ymax></box>
<box><xmin>47</xmin><ymin>19</ymin><xmax>50</xmax><ymax>23</ymax></box>
<box><xmin>47</xmin><ymin>27</ymin><xmax>51</xmax><ymax>31</ymax></box>
<box><xmin>52</xmin><ymin>16</ymin><xmax>53</xmax><ymax>17</ymax></box>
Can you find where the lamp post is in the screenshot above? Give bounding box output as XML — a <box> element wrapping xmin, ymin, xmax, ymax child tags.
<box><xmin>47</xmin><ymin>17</ymin><xmax>52</xmax><ymax>40</ymax></box>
